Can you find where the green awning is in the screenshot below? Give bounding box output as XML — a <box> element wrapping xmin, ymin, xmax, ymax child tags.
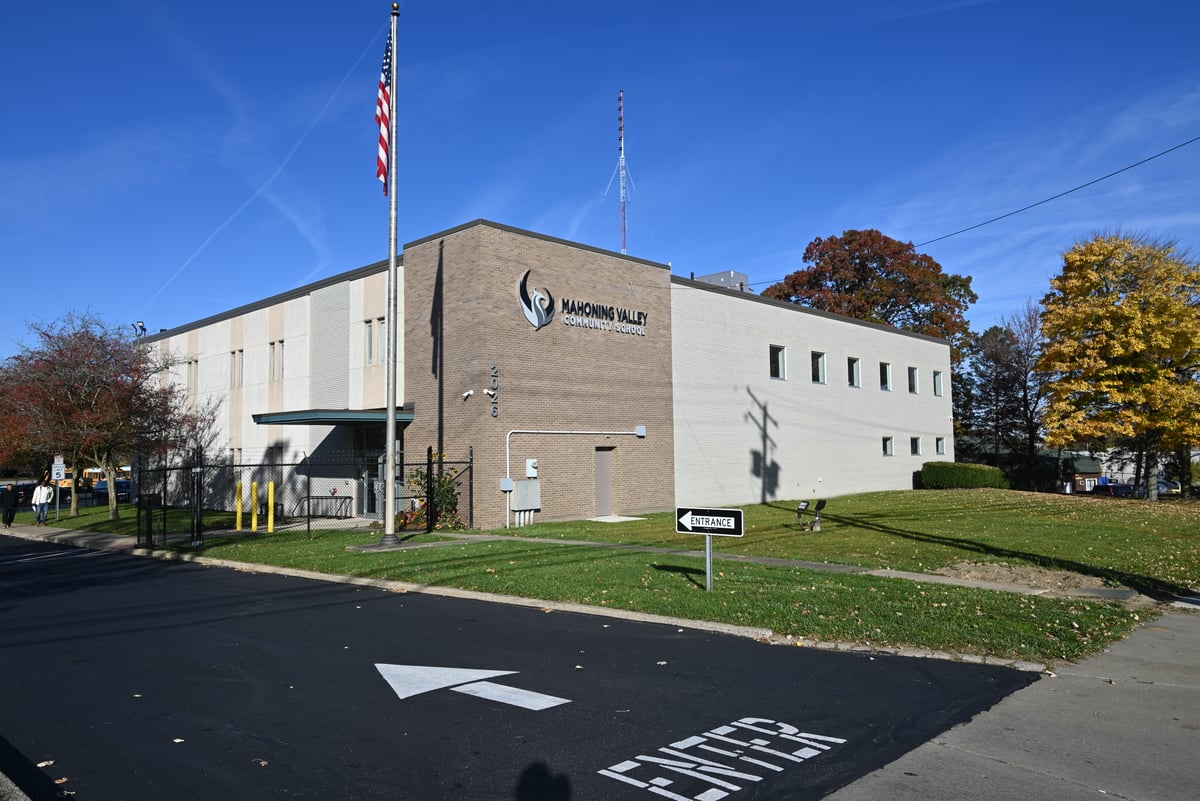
<box><xmin>252</xmin><ymin>408</ymin><xmax>414</xmax><ymax>426</ymax></box>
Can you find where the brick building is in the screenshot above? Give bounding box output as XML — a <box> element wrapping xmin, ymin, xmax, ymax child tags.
<box><xmin>149</xmin><ymin>219</ymin><xmax>954</xmax><ymax>529</ymax></box>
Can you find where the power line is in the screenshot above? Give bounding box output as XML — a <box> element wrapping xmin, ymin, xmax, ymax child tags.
<box><xmin>744</xmin><ymin>133</ymin><xmax>1200</xmax><ymax>290</ymax></box>
<box><xmin>915</xmin><ymin>134</ymin><xmax>1200</xmax><ymax>247</ymax></box>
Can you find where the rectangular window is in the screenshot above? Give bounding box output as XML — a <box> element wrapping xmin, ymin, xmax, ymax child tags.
<box><xmin>847</xmin><ymin>357</ymin><xmax>861</xmax><ymax>387</ymax></box>
<box><xmin>269</xmin><ymin>340</ymin><xmax>284</xmax><ymax>382</ymax></box>
<box><xmin>882</xmin><ymin>436</ymin><xmax>894</xmax><ymax>456</ymax></box>
<box><xmin>811</xmin><ymin>351</ymin><xmax>826</xmax><ymax>384</ymax></box>
<box><xmin>186</xmin><ymin>358</ymin><xmax>199</xmax><ymax>395</ymax></box>
<box><xmin>365</xmin><ymin>320</ymin><xmax>375</xmax><ymax>365</ymax></box>
<box><xmin>230</xmin><ymin>349</ymin><xmax>243</xmax><ymax>388</ymax></box>
<box><xmin>378</xmin><ymin>317</ymin><xmax>386</xmax><ymax>363</ymax></box>
<box><xmin>933</xmin><ymin>370</ymin><xmax>944</xmax><ymax>397</ymax></box>
<box><xmin>910</xmin><ymin>436</ymin><xmax>922</xmax><ymax>455</ymax></box>
<box><xmin>880</xmin><ymin>362</ymin><xmax>892</xmax><ymax>391</ymax></box>
<box><xmin>936</xmin><ymin>437</ymin><xmax>946</xmax><ymax>455</ymax></box>
<box><xmin>769</xmin><ymin>345</ymin><xmax>787</xmax><ymax>379</ymax></box>
<box><xmin>908</xmin><ymin>366</ymin><xmax>919</xmax><ymax>394</ymax></box>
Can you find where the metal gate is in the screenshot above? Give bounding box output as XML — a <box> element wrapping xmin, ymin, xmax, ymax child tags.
<box><xmin>134</xmin><ymin>448</ymin><xmax>473</xmax><ymax>548</ymax></box>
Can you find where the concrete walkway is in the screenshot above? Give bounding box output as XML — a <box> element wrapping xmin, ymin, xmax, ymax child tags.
<box><xmin>824</xmin><ymin>612</ymin><xmax>1200</xmax><ymax>801</ymax></box>
<box><xmin>4</xmin><ymin>522</ymin><xmax>1199</xmax><ymax>800</ymax></box>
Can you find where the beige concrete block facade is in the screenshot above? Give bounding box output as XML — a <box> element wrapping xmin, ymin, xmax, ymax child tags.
<box><xmin>403</xmin><ymin>221</ymin><xmax>675</xmax><ymax>529</ymax></box>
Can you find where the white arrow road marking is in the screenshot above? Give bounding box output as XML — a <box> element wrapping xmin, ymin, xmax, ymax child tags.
<box><xmin>451</xmin><ymin>680</ymin><xmax>570</xmax><ymax>710</ymax></box>
<box><xmin>375</xmin><ymin>664</ymin><xmax>570</xmax><ymax>710</ymax></box>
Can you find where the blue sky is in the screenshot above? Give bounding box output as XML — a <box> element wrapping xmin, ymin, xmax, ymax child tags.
<box><xmin>3</xmin><ymin>0</ymin><xmax>1199</xmax><ymax>359</ymax></box>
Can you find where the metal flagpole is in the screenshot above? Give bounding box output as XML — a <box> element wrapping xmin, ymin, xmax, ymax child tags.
<box><xmin>381</xmin><ymin>2</ymin><xmax>401</xmax><ymax>546</ymax></box>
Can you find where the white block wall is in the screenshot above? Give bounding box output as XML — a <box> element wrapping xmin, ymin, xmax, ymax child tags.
<box><xmin>671</xmin><ymin>282</ymin><xmax>955</xmax><ymax>507</ymax></box>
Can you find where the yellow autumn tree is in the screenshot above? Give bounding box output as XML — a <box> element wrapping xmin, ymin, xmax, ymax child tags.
<box><xmin>1038</xmin><ymin>234</ymin><xmax>1200</xmax><ymax>464</ymax></box>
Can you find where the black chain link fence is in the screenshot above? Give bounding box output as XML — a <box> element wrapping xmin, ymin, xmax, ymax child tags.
<box><xmin>135</xmin><ymin>448</ymin><xmax>473</xmax><ymax>548</ymax></box>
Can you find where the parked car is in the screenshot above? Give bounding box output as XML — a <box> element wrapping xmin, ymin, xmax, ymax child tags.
<box><xmin>1132</xmin><ymin>480</ymin><xmax>1184</xmax><ymax>498</ymax></box>
<box><xmin>93</xmin><ymin>479</ymin><xmax>132</xmax><ymax>502</ymax></box>
<box><xmin>1159</xmin><ymin>480</ymin><xmax>1182</xmax><ymax>497</ymax></box>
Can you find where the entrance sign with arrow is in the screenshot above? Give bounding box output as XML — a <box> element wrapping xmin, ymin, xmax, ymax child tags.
<box><xmin>375</xmin><ymin>664</ymin><xmax>570</xmax><ymax>711</ymax></box>
<box><xmin>676</xmin><ymin>507</ymin><xmax>745</xmax><ymax>592</ymax></box>
<box><xmin>676</xmin><ymin>507</ymin><xmax>744</xmax><ymax>537</ymax></box>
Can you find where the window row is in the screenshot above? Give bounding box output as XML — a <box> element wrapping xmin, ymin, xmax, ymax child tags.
<box><xmin>882</xmin><ymin>436</ymin><xmax>946</xmax><ymax>456</ymax></box>
<box><xmin>769</xmin><ymin>345</ymin><xmax>943</xmax><ymax>396</ymax></box>
<box><xmin>221</xmin><ymin>342</ymin><xmax>284</xmax><ymax>389</ymax></box>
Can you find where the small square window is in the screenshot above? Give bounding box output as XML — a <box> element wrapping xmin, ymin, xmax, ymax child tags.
<box><xmin>811</xmin><ymin>351</ymin><xmax>826</xmax><ymax>384</ymax></box>
<box><xmin>847</xmin><ymin>357</ymin><xmax>861</xmax><ymax>387</ymax></box>
<box><xmin>882</xmin><ymin>436</ymin><xmax>894</xmax><ymax>456</ymax></box>
<box><xmin>770</xmin><ymin>345</ymin><xmax>787</xmax><ymax>379</ymax></box>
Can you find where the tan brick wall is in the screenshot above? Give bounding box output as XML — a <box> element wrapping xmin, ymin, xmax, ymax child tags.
<box><xmin>404</xmin><ymin>222</ymin><xmax>675</xmax><ymax>529</ymax></box>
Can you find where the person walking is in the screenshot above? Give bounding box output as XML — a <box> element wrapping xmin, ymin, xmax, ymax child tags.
<box><xmin>32</xmin><ymin>480</ymin><xmax>54</xmax><ymax>526</ymax></box>
<box><xmin>2</xmin><ymin>484</ymin><xmax>17</xmax><ymax>528</ymax></box>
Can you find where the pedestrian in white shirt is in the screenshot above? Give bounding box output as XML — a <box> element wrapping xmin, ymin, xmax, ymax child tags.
<box><xmin>32</xmin><ymin>481</ymin><xmax>54</xmax><ymax>526</ymax></box>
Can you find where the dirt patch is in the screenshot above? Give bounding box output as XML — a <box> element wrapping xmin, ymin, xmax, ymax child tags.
<box><xmin>933</xmin><ymin>561</ymin><xmax>1123</xmax><ymax>597</ymax></box>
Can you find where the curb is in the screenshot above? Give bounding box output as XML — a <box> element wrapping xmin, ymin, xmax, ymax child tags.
<box><xmin>138</xmin><ymin>547</ymin><xmax>1052</xmax><ymax>673</ymax></box>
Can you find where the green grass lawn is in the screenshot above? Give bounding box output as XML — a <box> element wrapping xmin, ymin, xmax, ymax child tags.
<box><xmin>24</xmin><ymin>489</ymin><xmax>1200</xmax><ymax>665</ymax></box>
<box><xmin>503</xmin><ymin>489</ymin><xmax>1200</xmax><ymax>597</ymax></box>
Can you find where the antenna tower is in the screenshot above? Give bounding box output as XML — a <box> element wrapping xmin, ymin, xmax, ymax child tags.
<box><xmin>618</xmin><ymin>89</ymin><xmax>628</xmax><ymax>254</ymax></box>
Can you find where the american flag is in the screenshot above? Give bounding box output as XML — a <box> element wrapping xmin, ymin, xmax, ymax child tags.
<box><xmin>375</xmin><ymin>29</ymin><xmax>393</xmax><ymax>195</ymax></box>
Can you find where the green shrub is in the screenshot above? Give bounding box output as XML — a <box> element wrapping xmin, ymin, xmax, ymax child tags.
<box><xmin>921</xmin><ymin>461</ymin><xmax>1010</xmax><ymax>489</ymax></box>
<box><xmin>396</xmin><ymin>465</ymin><xmax>468</xmax><ymax>530</ymax></box>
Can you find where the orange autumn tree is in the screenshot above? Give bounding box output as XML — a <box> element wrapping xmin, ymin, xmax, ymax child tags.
<box><xmin>1037</xmin><ymin>233</ymin><xmax>1200</xmax><ymax>493</ymax></box>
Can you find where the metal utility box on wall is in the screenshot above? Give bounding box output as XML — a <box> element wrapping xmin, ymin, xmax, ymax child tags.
<box><xmin>512</xmin><ymin>479</ymin><xmax>542</xmax><ymax>527</ymax></box>
<box><xmin>513</xmin><ymin>479</ymin><xmax>541</xmax><ymax>511</ymax></box>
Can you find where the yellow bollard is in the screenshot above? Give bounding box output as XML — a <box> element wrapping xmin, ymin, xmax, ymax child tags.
<box><xmin>236</xmin><ymin>481</ymin><xmax>244</xmax><ymax>531</ymax></box>
<box><xmin>267</xmin><ymin>482</ymin><xmax>276</xmax><ymax>533</ymax></box>
<box><xmin>251</xmin><ymin>481</ymin><xmax>259</xmax><ymax>531</ymax></box>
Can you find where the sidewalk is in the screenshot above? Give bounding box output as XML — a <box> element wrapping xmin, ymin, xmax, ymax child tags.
<box><xmin>4</xmin><ymin>522</ymin><xmax>1199</xmax><ymax>800</ymax></box>
<box><xmin>824</xmin><ymin>611</ymin><xmax>1200</xmax><ymax>801</ymax></box>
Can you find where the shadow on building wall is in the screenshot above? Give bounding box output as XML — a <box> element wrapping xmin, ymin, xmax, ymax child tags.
<box><xmin>745</xmin><ymin>386</ymin><xmax>781</xmax><ymax>503</ymax></box>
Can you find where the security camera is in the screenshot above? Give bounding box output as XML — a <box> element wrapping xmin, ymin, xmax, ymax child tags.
<box><xmin>462</xmin><ymin>390</ymin><xmax>474</xmax><ymax>399</ymax></box>
<box><xmin>483</xmin><ymin>388</ymin><xmax>497</xmax><ymax>397</ymax></box>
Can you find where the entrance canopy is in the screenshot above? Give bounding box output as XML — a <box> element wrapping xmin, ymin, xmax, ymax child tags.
<box><xmin>251</xmin><ymin>408</ymin><xmax>414</xmax><ymax>426</ymax></box>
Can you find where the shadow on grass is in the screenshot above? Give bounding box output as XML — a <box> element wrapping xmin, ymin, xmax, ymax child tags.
<box><xmin>651</xmin><ymin>563</ymin><xmax>705</xmax><ymax>589</ymax></box>
<box><xmin>803</xmin><ymin>507</ymin><xmax>1190</xmax><ymax>601</ymax></box>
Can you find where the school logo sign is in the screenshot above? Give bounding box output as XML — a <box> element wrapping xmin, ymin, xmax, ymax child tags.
<box><xmin>518</xmin><ymin>270</ymin><xmax>555</xmax><ymax>331</ymax></box>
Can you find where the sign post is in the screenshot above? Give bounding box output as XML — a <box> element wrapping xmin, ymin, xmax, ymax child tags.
<box><xmin>52</xmin><ymin>455</ymin><xmax>65</xmax><ymax>521</ymax></box>
<box><xmin>676</xmin><ymin>507</ymin><xmax>744</xmax><ymax>591</ymax></box>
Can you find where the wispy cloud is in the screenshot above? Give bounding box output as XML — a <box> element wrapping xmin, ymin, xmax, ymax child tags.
<box><xmin>0</xmin><ymin>124</ymin><xmax>211</xmax><ymax>244</ymax></box>
<box><xmin>124</xmin><ymin>2</ymin><xmax>380</xmax><ymax>307</ymax></box>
